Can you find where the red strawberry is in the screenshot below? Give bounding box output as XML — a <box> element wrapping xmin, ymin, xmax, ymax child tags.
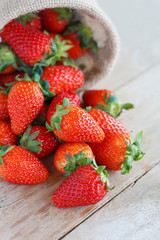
<box><xmin>7</xmin><ymin>70</ymin><xmax>55</xmax><ymax>135</ymax></box>
<box><xmin>40</xmin><ymin>8</ymin><xmax>73</xmax><ymax>33</ymax></box>
<box><xmin>0</xmin><ymin>43</ymin><xmax>17</xmax><ymax>75</ymax></box>
<box><xmin>64</xmin><ymin>22</ymin><xmax>98</xmax><ymax>59</ymax></box>
<box><xmin>47</xmin><ymin>91</ymin><xmax>81</xmax><ymax>120</ymax></box>
<box><xmin>0</xmin><ymin>89</ymin><xmax>9</xmax><ymax>121</ymax></box>
<box><xmin>54</xmin><ymin>142</ymin><xmax>94</xmax><ymax>175</ymax></box>
<box><xmin>0</xmin><ymin>121</ymin><xmax>17</xmax><ymax>146</ymax></box>
<box><xmin>16</xmin><ymin>13</ymin><xmax>41</xmax><ymax>30</ymax></box>
<box><xmin>8</xmin><ymin>80</ymin><xmax>44</xmax><ymax>135</ymax></box>
<box><xmin>0</xmin><ymin>146</ymin><xmax>49</xmax><ymax>184</ymax></box>
<box><xmin>52</xmin><ymin>162</ymin><xmax>110</xmax><ymax>208</ymax></box>
<box><xmin>41</xmin><ymin>66</ymin><xmax>84</xmax><ymax>95</ymax></box>
<box><xmin>46</xmin><ymin>97</ymin><xmax>105</xmax><ymax>142</ymax></box>
<box><xmin>0</xmin><ymin>72</ymin><xmax>25</xmax><ymax>88</ymax></box>
<box><xmin>88</xmin><ymin>109</ymin><xmax>144</xmax><ymax>174</ymax></box>
<box><xmin>83</xmin><ymin>89</ymin><xmax>134</xmax><ymax>118</ymax></box>
<box><xmin>0</xmin><ymin>20</ymin><xmax>52</xmax><ymax>66</ymax></box>
<box><xmin>19</xmin><ymin>125</ymin><xmax>59</xmax><ymax>158</ymax></box>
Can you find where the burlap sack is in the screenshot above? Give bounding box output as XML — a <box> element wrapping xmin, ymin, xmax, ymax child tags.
<box><xmin>0</xmin><ymin>0</ymin><xmax>120</xmax><ymax>89</ymax></box>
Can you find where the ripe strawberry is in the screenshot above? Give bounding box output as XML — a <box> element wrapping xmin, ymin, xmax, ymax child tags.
<box><xmin>19</xmin><ymin>125</ymin><xmax>59</xmax><ymax>158</ymax></box>
<box><xmin>0</xmin><ymin>20</ymin><xmax>52</xmax><ymax>66</ymax></box>
<box><xmin>7</xmin><ymin>72</ymin><xmax>54</xmax><ymax>135</ymax></box>
<box><xmin>52</xmin><ymin>161</ymin><xmax>110</xmax><ymax>208</ymax></box>
<box><xmin>88</xmin><ymin>109</ymin><xmax>144</xmax><ymax>174</ymax></box>
<box><xmin>83</xmin><ymin>89</ymin><xmax>134</xmax><ymax>118</ymax></box>
<box><xmin>0</xmin><ymin>89</ymin><xmax>9</xmax><ymax>121</ymax></box>
<box><xmin>47</xmin><ymin>91</ymin><xmax>81</xmax><ymax>119</ymax></box>
<box><xmin>64</xmin><ymin>21</ymin><xmax>98</xmax><ymax>59</ymax></box>
<box><xmin>41</xmin><ymin>66</ymin><xmax>84</xmax><ymax>95</ymax></box>
<box><xmin>0</xmin><ymin>146</ymin><xmax>49</xmax><ymax>184</ymax></box>
<box><xmin>46</xmin><ymin>97</ymin><xmax>105</xmax><ymax>142</ymax></box>
<box><xmin>16</xmin><ymin>13</ymin><xmax>41</xmax><ymax>30</ymax></box>
<box><xmin>0</xmin><ymin>43</ymin><xmax>17</xmax><ymax>75</ymax></box>
<box><xmin>54</xmin><ymin>142</ymin><xmax>94</xmax><ymax>175</ymax></box>
<box><xmin>0</xmin><ymin>121</ymin><xmax>17</xmax><ymax>146</ymax></box>
<box><xmin>0</xmin><ymin>72</ymin><xmax>25</xmax><ymax>88</ymax></box>
<box><xmin>40</xmin><ymin>8</ymin><xmax>73</xmax><ymax>33</ymax></box>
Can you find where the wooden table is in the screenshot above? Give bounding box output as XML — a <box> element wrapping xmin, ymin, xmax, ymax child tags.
<box><xmin>1</xmin><ymin>1</ymin><xmax>160</xmax><ymax>239</ymax></box>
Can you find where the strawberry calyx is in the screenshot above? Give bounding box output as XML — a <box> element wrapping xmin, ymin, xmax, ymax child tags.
<box><xmin>0</xmin><ymin>145</ymin><xmax>15</xmax><ymax>165</ymax></box>
<box><xmin>6</xmin><ymin>67</ymin><xmax>55</xmax><ymax>97</ymax></box>
<box><xmin>91</xmin><ymin>158</ymin><xmax>113</xmax><ymax>191</ymax></box>
<box><xmin>0</xmin><ymin>43</ymin><xmax>18</xmax><ymax>73</ymax></box>
<box><xmin>37</xmin><ymin>34</ymin><xmax>73</xmax><ymax>67</ymax></box>
<box><xmin>64</xmin><ymin>21</ymin><xmax>98</xmax><ymax>54</ymax></box>
<box><xmin>121</xmin><ymin>131</ymin><xmax>145</xmax><ymax>174</ymax></box>
<box><xmin>19</xmin><ymin>125</ymin><xmax>42</xmax><ymax>153</ymax></box>
<box><xmin>46</xmin><ymin>97</ymin><xmax>70</xmax><ymax>131</ymax></box>
<box><xmin>53</xmin><ymin>8</ymin><xmax>73</xmax><ymax>23</ymax></box>
<box><xmin>64</xmin><ymin>151</ymin><xmax>93</xmax><ymax>176</ymax></box>
<box><xmin>16</xmin><ymin>13</ymin><xmax>40</xmax><ymax>25</ymax></box>
<box><xmin>0</xmin><ymin>86</ymin><xmax>8</xmax><ymax>95</ymax></box>
<box><xmin>94</xmin><ymin>92</ymin><xmax>134</xmax><ymax>118</ymax></box>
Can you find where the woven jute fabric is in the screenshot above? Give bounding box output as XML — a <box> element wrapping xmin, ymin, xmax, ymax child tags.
<box><xmin>0</xmin><ymin>0</ymin><xmax>120</xmax><ymax>89</ymax></box>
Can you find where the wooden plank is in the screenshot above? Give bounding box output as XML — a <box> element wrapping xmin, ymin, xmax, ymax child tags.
<box><xmin>62</xmin><ymin>163</ymin><xmax>160</xmax><ymax>240</ymax></box>
<box><xmin>1</xmin><ymin>62</ymin><xmax>160</xmax><ymax>240</ymax></box>
<box><xmin>93</xmin><ymin>0</ymin><xmax>160</xmax><ymax>90</ymax></box>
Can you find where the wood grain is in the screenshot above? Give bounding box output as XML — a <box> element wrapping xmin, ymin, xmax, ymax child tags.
<box><xmin>63</xmin><ymin>163</ymin><xmax>160</xmax><ymax>240</ymax></box>
<box><xmin>1</xmin><ymin>62</ymin><xmax>160</xmax><ymax>240</ymax></box>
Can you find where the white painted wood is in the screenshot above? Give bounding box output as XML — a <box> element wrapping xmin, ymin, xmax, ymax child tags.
<box><xmin>63</xmin><ymin>163</ymin><xmax>160</xmax><ymax>240</ymax></box>
<box><xmin>1</xmin><ymin>62</ymin><xmax>160</xmax><ymax>240</ymax></box>
<box><xmin>93</xmin><ymin>0</ymin><xmax>160</xmax><ymax>90</ymax></box>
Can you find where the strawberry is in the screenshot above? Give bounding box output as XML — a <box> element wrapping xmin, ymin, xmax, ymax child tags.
<box><xmin>0</xmin><ymin>146</ymin><xmax>49</xmax><ymax>184</ymax></box>
<box><xmin>0</xmin><ymin>72</ymin><xmax>25</xmax><ymax>88</ymax></box>
<box><xmin>0</xmin><ymin>121</ymin><xmax>17</xmax><ymax>146</ymax></box>
<box><xmin>16</xmin><ymin>12</ymin><xmax>41</xmax><ymax>30</ymax></box>
<box><xmin>88</xmin><ymin>109</ymin><xmax>144</xmax><ymax>174</ymax></box>
<box><xmin>47</xmin><ymin>91</ymin><xmax>81</xmax><ymax>120</ymax></box>
<box><xmin>41</xmin><ymin>66</ymin><xmax>84</xmax><ymax>95</ymax></box>
<box><xmin>7</xmin><ymin>71</ymin><xmax>54</xmax><ymax>135</ymax></box>
<box><xmin>63</xmin><ymin>21</ymin><xmax>98</xmax><ymax>59</ymax></box>
<box><xmin>52</xmin><ymin>160</ymin><xmax>110</xmax><ymax>208</ymax></box>
<box><xmin>83</xmin><ymin>89</ymin><xmax>134</xmax><ymax>118</ymax></box>
<box><xmin>40</xmin><ymin>8</ymin><xmax>73</xmax><ymax>33</ymax></box>
<box><xmin>0</xmin><ymin>89</ymin><xmax>9</xmax><ymax>121</ymax></box>
<box><xmin>0</xmin><ymin>20</ymin><xmax>52</xmax><ymax>66</ymax></box>
<box><xmin>54</xmin><ymin>142</ymin><xmax>94</xmax><ymax>175</ymax></box>
<box><xmin>46</xmin><ymin>97</ymin><xmax>105</xmax><ymax>142</ymax></box>
<box><xmin>19</xmin><ymin>125</ymin><xmax>59</xmax><ymax>158</ymax></box>
<box><xmin>0</xmin><ymin>43</ymin><xmax>17</xmax><ymax>75</ymax></box>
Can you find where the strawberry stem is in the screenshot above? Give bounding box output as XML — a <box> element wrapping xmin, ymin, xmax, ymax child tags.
<box><xmin>121</xmin><ymin>131</ymin><xmax>145</xmax><ymax>174</ymax></box>
<box><xmin>46</xmin><ymin>97</ymin><xmax>70</xmax><ymax>131</ymax></box>
<box><xmin>64</xmin><ymin>151</ymin><xmax>93</xmax><ymax>176</ymax></box>
<box><xmin>94</xmin><ymin>92</ymin><xmax>134</xmax><ymax>118</ymax></box>
<box><xmin>19</xmin><ymin>125</ymin><xmax>42</xmax><ymax>153</ymax></box>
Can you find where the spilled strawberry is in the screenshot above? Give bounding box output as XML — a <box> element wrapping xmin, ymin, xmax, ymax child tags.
<box><xmin>46</xmin><ymin>97</ymin><xmax>105</xmax><ymax>142</ymax></box>
<box><xmin>52</xmin><ymin>159</ymin><xmax>110</xmax><ymax>208</ymax></box>
<box><xmin>7</xmin><ymin>69</ymin><xmax>54</xmax><ymax>135</ymax></box>
<box><xmin>88</xmin><ymin>109</ymin><xmax>144</xmax><ymax>174</ymax></box>
<box><xmin>0</xmin><ymin>146</ymin><xmax>49</xmax><ymax>184</ymax></box>
<box><xmin>41</xmin><ymin>65</ymin><xmax>84</xmax><ymax>95</ymax></box>
<box><xmin>54</xmin><ymin>142</ymin><xmax>94</xmax><ymax>175</ymax></box>
<box><xmin>83</xmin><ymin>89</ymin><xmax>134</xmax><ymax>118</ymax></box>
<box><xmin>19</xmin><ymin>125</ymin><xmax>59</xmax><ymax>158</ymax></box>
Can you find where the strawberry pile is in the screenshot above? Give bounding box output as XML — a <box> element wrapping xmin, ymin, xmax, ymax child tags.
<box><xmin>0</xmin><ymin>8</ymin><xmax>144</xmax><ymax>208</ymax></box>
